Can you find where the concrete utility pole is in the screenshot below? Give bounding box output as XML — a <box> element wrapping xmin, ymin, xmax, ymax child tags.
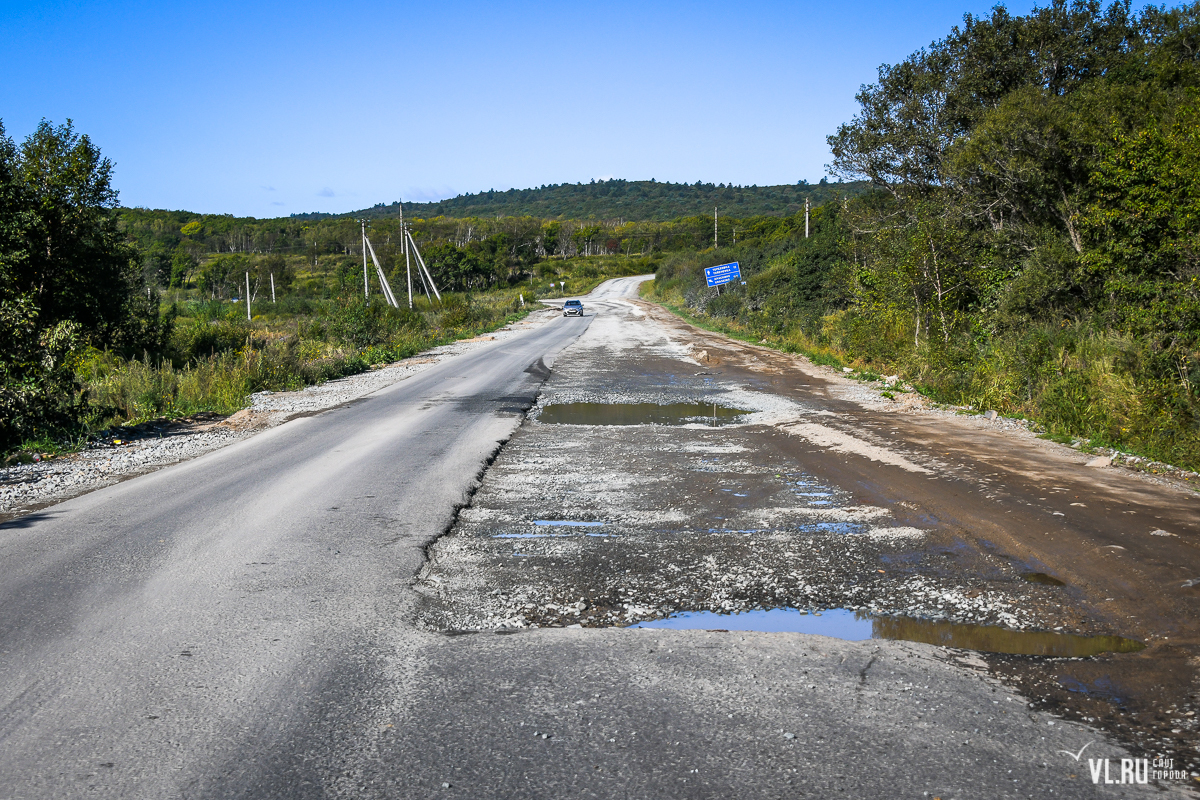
<box><xmin>805</xmin><ymin>197</ymin><xmax>810</xmax><ymax>239</ymax></box>
<box><xmin>245</xmin><ymin>272</ymin><xmax>251</xmax><ymax>321</ymax></box>
<box><xmin>400</xmin><ymin>203</ymin><xmax>413</xmax><ymax>309</ymax></box>
<box><xmin>360</xmin><ymin>220</ymin><xmax>370</xmax><ymax>299</ymax></box>
<box><xmin>714</xmin><ymin>207</ymin><xmax>718</xmax><ymax>249</ymax></box>
<box><xmin>270</xmin><ymin>273</ymin><xmax>276</xmax><ymax>303</ymax></box>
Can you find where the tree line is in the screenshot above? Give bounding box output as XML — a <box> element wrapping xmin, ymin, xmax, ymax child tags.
<box><xmin>121</xmin><ymin>204</ymin><xmax>846</xmax><ymax>295</ymax></box>
<box><xmin>287</xmin><ymin>178</ymin><xmax>867</xmax><ymax>224</ymax></box>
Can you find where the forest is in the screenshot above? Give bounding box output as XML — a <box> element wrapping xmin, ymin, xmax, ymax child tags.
<box><xmin>287</xmin><ymin>178</ymin><xmax>866</xmax><ymax>223</ymax></box>
<box><xmin>650</xmin><ymin>0</ymin><xmax>1200</xmax><ymax>470</ymax></box>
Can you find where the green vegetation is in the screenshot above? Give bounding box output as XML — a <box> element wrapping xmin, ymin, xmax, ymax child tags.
<box><xmin>0</xmin><ymin>120</ymin><xmax>169</xmax><ymax>452</ymax></box>
<box><xmin>650</xmin><ymin>0</ymin><xmax>1200</xmax><ymax>471</ymax></box>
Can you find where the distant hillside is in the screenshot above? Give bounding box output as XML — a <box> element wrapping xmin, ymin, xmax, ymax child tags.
<box><xmin>289</xmin><ymin>179</ymin><xmax>868</xmax><ymax>222</ymax></box>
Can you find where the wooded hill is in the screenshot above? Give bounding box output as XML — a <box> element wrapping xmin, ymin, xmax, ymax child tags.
<box><xmin>286</xmin><ymin>179</ymin><xmax>868</xmax><ymax>223</ymax></box>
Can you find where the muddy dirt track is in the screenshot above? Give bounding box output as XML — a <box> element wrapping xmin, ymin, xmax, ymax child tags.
<box><xmin>2</xmin><ymin>276</ymin><xmax>1199</xmax><ymax>798</ymax></box>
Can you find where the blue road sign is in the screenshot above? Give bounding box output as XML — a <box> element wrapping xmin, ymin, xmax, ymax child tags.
<box><xmin>704</xmin><ymin>262</ymin><xmax>741</xmax><ymax>287</ymax></box>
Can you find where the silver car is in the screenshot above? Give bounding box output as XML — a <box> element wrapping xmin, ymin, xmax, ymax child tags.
<box><xmin>563</xmin><ymin>299</ymin><xmax>583</xmax><ymax>317</ymax></box>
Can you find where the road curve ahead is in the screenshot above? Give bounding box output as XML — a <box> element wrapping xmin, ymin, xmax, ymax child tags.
<box><xmin>0</xmin><ymin>277</ymin><xmax>643</xmax><ymax>798</ymax></box>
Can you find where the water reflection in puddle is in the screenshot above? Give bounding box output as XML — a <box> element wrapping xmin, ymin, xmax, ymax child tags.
<box><xmin>632</xmin><ymin>608</ymin><xmax>1144</xmax><ymax>656</ymax></box>
<box><xmin>804</xmin><ymin>522</ymin><xmax>866</xmax><ymax>535</ymax></box>
<box><xmin>534</xmin><ymin>520</ymin><xmax>606</xmax><ymax>527</ymax></box>
<box><xmin>635</xmin><ymin>608</ymin><xmax>872</xmax><ymax>637</ymax></box>
<box><xmin>494</xmin><ymin>533</ymin><xmax>568</xmax><ymax>539</ymax></box>
<box><xmin>538</xmin><ymin>402</ymin><xmax>749</xmax><ymax>426</ymax></box>
<box><xmin>1021</xmin><ymin>572</ymin><xmax>1066</xmax><ymax>586</ymax></box>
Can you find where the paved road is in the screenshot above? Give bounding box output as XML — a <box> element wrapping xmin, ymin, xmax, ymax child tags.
<box><xmin>0</xmin><ymin>281</ymin><xmax>637</xmax><ymax>798</ymax></box>
<box><xmin>0</xmin><ymin>276</ymin><xmax>1163</xmax><ymax>799</ymax></box>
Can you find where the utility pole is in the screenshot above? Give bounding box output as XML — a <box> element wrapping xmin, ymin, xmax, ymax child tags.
<box><xmin>400</xmin><ymin>202</ymin><xmax>413</xmax><ymax>309</ymax></box>
<box><xmin>805</xmin><ymin>197</ymin><xmax>810</xmax><ymax>239</ymax></box>
<box><xmin>270</xmin><ymin>273</ymin><xmax>276</xmax><ymax>303</ymax></box>
<box><xmin>245</xmin><ymin>272</ymin><xmax>251</xmax><ymax>321</ymax></box>
<box><xmin>714</xmin><ymin>207</ymin><xmax>718</xmax><ymax>249</ymax></box>
<box><xmin>360</xmin><ymin>219</ymin><xmax>370</xmax><ymax>299</ymax></box>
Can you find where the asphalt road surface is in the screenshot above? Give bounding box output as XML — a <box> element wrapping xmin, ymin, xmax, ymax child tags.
<box><xmin>0</xmin><ymin>277</ymin><xmax>1182</xmax><ymax>799</ymax></box>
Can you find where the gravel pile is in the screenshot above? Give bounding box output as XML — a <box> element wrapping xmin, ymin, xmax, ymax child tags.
<box><xmin>0</xmin><ymin>309</ymin><xmax>558</xmax><ymax>518</ymax></box>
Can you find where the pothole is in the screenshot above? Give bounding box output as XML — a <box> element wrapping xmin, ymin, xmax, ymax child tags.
<box><xmin>632</xmin><ymin>608</ymin><xmax>1144</xmax><ymax>657</ymax></box>
<box><xmin>537</xmin><ymin>402</ymin><xmax>750</xmax><ymax>426</ymax></box>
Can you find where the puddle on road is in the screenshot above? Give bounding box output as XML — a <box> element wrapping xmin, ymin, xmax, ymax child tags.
<box><xmin>493</xmin><ymin>533</ymin><xmax>569</xmax><ymax>539</ymax></box>
<box><xmin>632</xmin><ymin>608</ymin><xmax>1144</xmax><ymax>657</ymax></box>
<box><xmin>635</xmin><ymin>608</ymin><xmax>873</xmax><ymax>637</ymax></box>
<box><xmin>538</xmin><ymin>402</ymin><xmax>749</xmax><ymax>427</ymax></box>
<box><xmin>804</xmin><ymin>522</ymin><xmax>867</xmax><ymax>535</ymax></box>
<box><xmin>1021</xmin><ymin>572</ymin><xmax>1067</xmax><ymax>586</ymax></box>
<box><xmin>534</xmin><ymin>520</ymin><xmax>606</xmax><ymax>527</ymax></box>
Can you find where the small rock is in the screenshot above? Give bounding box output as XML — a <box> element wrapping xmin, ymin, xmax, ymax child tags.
<box><xmin>442</xmin><ymin>782</ymin><xmax>451</xmax><ymax>789</ymax></box>
<box><xmin>1086</xmin><ymin>456</ymin><xmax>1111</xmax><ymax>468</ymax></box>
<box><xmin>784</xmin><ymin>732</ymin><xmax>796</xmax><ymax>740</ymax></box>
<box><xmin>842</xmin><ymin>367</ymin><xmax>853</xmax><ymax>373</ymax></box>
<box><xmin>983</xmin><ymin>410</ymin><xmax>998</xmax><ymax>421</ymax></box>
<box><xmin>1151</xmin><ymin>530</ymin><xmax>1174</xmax><ymax>536</ymax></box>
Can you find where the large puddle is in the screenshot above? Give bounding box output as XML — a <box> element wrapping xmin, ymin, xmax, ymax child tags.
<box><xmin>631</xmin><ymin>608</ymin><xmax>1144</xmax><ymax>657</ymax></box>
<box><xmin>538</xmin><ymin>402</ymin><xmax>749</xmax><ymax>427</ymax></box>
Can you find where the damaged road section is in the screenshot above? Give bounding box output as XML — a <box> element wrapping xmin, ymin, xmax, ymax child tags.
<box><xmin>415</xmin><ymin>294</ymin><xmax>1200</xmax><ymax>785</ymax></box>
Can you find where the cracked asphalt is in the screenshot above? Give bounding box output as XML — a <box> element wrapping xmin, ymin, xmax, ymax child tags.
<box><xmin>1</xmin><ymin>277</ymin><xmax>1196</xmax><ymax>798</ymax></box>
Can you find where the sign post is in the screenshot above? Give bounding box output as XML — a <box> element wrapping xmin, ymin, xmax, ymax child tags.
<box><xmin>704</xmin><ymin>262</ymin><xmax>741</xmax><ymax>293</ymax></box>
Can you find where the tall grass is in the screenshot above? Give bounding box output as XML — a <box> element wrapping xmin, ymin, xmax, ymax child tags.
<box><xmin>649</xmin><ymin>275</ymin><xmax>1200</xmax><ymax>472</ymax></box>
<box><xmin>68</xmin><ymin>269</ymin><xmax>635</xmax><ymax>436</ymax></box>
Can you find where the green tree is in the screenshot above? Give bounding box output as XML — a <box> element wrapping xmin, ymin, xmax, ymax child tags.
<box><xmin>17</xmin><ymin>120</ymin><xmax>161</xmax><ymax>350</ymax></box>
<box><xmin>0</xmin><ymin>119</ymin><xmax>170</xmax><ymax>449</ymax></box>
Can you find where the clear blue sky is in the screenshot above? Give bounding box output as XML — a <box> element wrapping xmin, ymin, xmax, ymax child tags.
<box><xmin>1</xmin><ymin>0</ymin><xmax>1037</xmax><ymax>218</ymax></box>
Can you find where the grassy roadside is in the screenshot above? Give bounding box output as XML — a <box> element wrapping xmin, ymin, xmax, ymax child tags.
<box><xmin>9</xmin><ymin>270</ymin><xmax>647</xmax><ymax>463</ymax></box>
<box><xmin>638</xmin><ymin>279</ymin><xmax>847</xmax><ymax>370</ymax></box>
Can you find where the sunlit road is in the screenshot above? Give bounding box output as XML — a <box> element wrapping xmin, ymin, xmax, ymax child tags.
<box><xmin>0</xmin><ymin>281</ymin><xmax>648</xmax><ymax>798</ymax></box>
<box><xmin>0</xmin><ymin>275</ymin><xmax>1166</xmax><ymax>799</ymax></box>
